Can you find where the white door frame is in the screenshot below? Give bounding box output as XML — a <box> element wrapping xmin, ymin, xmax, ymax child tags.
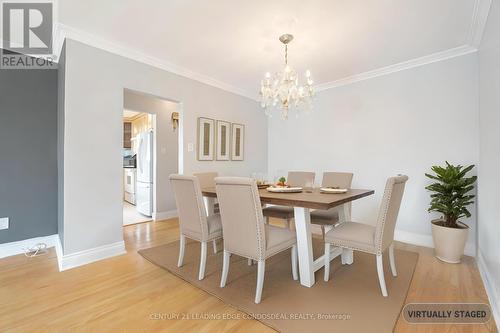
<box><xmin>122</xmin><ymin>88</ymin><xmax>183</xmax><ymax>224</ymax></box>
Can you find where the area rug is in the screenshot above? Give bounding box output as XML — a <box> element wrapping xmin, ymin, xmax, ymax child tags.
<box><xmin>138</xmin><ymin>238</ymin><xmax>418</xmax><ymax>333</ymax></box>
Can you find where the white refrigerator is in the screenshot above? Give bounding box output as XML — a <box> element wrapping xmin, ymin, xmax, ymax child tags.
<box><xmin>136</xmin><ymin>131</ymin><xmax>153</xmax><ymax>216</ymax></box>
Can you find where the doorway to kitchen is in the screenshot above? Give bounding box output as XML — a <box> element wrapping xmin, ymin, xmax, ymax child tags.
<box><xmin>123</xmin><ymin>110</ymin><xmax>154</xmax><ymax>225</ymax></box>
<box><xmin>122</xmin><ymin>89</ymin><xmax>180</xmax><ymax>226</ymax></box>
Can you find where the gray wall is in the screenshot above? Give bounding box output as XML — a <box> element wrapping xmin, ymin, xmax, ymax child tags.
<box><xmin>60</xmin><ymin>39</ymin><xmax>267</xmax><ymax>255</ymax></box>
<box><xmin>478</xmin><ymin>0</ymin><xmax>500</xmax><ymax>313</ymax></box>
<box><xmin>268</xmin><ymin>53</ymin><xmax>479</xmax><ymax>252</ymax></box>
<box><xmin>0</xmin><ymin>66</ymin><xmax>58</xmax><ymax>243</ymax></box>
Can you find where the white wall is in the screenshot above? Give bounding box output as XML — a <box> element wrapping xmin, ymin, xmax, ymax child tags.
<box><xmin>60</xmin><ymin>39</ymin><xmax>267</xmax><ymax>255</ymax></box>
<box><xmin>123</xmin><ymin>90</ymin><xmax>179</xmax><ymax>216</ymax></box>
<box><xmin>269</xmin><ymin>53</ymin><xmax>479</xmax><ymax>251</ymax></box>
<box><xmin>478</xmin><ymin>0</ymin><xmax>500</xmax><ymax>322</ymax></box>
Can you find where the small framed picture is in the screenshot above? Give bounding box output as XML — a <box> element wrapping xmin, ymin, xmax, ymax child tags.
<box><xmin>197</xmin><ymin>117</ymin><xmax>214</xmax><ymax>161</ymax></box>
<box><xmin>216</xmin><ymin>120</ymin><xmax>231</xmax><ymax>161</ymax></box>
<box><xmin>231</xmin><ymin>123</ymin><xmax>244</xmax><ymax>161</ymax></box>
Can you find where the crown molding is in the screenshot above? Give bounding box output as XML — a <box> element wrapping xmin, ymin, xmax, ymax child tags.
<box><xmin>314</xmin><ymin>0</ymin><xmax>492</xmax><ymax>92</ymax></box>
<box><xmin>54</xmin><ymin>0</ymin><xmax>492</xmax><ymax>99</ymax></box>
<box><xmin>54</xmin><ymin>23</ymin><xmax>259</xmax><ymax>101</ymax></box>
<box><xmin>315</xmin><ymin>44</ymin><xmax>477</xmax><ymax>92</ymax></box>
<box><xmin>468</xmin><ymin>0</ymin><xmax>492</xmax><ymax>48</ymax></box>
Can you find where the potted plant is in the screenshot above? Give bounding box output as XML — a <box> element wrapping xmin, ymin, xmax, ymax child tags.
<box><xmin>425</xmin><ymin>162</ymin><xmax>477</xmax><ymax>263</ymax></box>
<box><xmin>277</xmin><ymin>177</ymin><xmax>287</xmax><ymax>187</ymax></box>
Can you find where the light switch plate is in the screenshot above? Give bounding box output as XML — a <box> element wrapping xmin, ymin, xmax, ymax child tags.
<box><xmin>187</xmin><ymin>143</ymin><xmax>194</xmax><ymax>152</ymax></box>
<box><xmin>0</xmin><ymin>217</ymin><xmax>9</xmax><ymax>230</ymax></box>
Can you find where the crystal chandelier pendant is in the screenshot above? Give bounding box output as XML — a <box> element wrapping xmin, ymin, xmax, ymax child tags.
<box><xmin>260</xmin><ymin>34</ymin><xmax>314</xmax><ymax>119</ymax></box>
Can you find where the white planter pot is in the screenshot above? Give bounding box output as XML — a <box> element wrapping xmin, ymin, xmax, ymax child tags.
<box><xmin>431</xmin><ymin>220</ymin><xmax>469</xmax><ymax>263</ymax></box>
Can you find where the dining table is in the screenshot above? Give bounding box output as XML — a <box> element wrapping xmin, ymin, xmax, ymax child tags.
<box><xmin>201</xmin><ymin>186</ymin><xmax>374</xmax><ymax>288</ymax></box>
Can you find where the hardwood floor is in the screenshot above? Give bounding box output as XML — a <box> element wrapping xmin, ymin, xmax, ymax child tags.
<box><xmin>0</xmin><ymin>219</ymin><xmax>496</xmax><ymax>333</ymax></box>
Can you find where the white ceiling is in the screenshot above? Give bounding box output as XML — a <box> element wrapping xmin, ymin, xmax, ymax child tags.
<box><xmin>58</xmin><ymin>0</ymin><xmax>482</xmax><ymax>99</ymax></box>
<box><xmin>123</xmin><ymin>109</ymin><xmax>141</xmax><ymax>118</ymax></box>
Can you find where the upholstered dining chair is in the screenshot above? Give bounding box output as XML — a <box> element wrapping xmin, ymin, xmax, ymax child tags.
<box><xmin>193</xmin><ymin>172</ymin><xmax>219</xmax><ymax>214</ymax></box>
<box><xmin>193</xmin><ymin>171</ymin><xmax>217</xmax><ymax>187</ymax></box>
<box><xmin>169</xmin><ymin>174</ymin><xmax>223</xmax><ymax>280</ymax></box>
<box><xmin>215</xmin><ymin>177</ymin><xmax>298</xmax><ymax>304</ymax></box>
<box><xmin>323</xmin><ymin>175</ymin><xmax>409</xmax><ymax>297</ymax></box>
<box><xmin>193</xmin><ymin>172</ymin><xmax>221</xmax><ymax>254</ymax></box>
<box><xmin>310</xmin><ymin>172</ymin><xmax>354</xmax><ymax>238</ymax></box>
<box><xmin>262</xmin><ymin>171</ymin><xmax>315</xmax><ymax>229</ymax></box>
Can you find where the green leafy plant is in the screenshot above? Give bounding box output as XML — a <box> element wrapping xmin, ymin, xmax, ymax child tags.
<box><xmin>425</xmin><ymin>162</ymin><xmax>477</xmax><ymax>228</ymax></box>
<box><xmin>277</xmin><ymin>176</ymin><xmax>287</xmax><ymax>186</ymax></box>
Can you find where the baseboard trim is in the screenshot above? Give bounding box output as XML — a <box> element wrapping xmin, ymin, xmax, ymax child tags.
<box><xmin>1</xmin><ymin>235</ymin><xmax>128</xmax><ymax>272</ymax></box>
<box><xmin>394</xmin><ymin>229</ymin><xmax>475</xmax><ymax>257</ymax></box>
<box><xmin>57</xmin><ymin>241</ymin><xmax>126</xmax><ymax>271</ymax></box>
<box><xmin>0</xmin><ymin>234</ymin><xmax>60</xmax><ymax>259</ymax></box>
<box><xmin>54</xmin><ymin>236</ymin><xmax>64</xmax><ymax>271</ymax></box>
<box><xmin>153</xmin><ymin>210</ymin><xmax>178</xmax><ymax>221</ymax></box>
<box><xmin>477</xmin><ymin>250</ymin><xmax>500</xmax><ymax>331</ymax></box>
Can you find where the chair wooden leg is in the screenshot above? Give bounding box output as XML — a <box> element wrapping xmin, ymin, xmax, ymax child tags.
<box><xmin>220</xmin><ymin>251</ymin><xmax>230</xmax><ymax>287</ymax></box>
<box><xmin>198</xmin><ymin>241</ymin><xmax>207</xmax><ymax>280</ymax></box>
<box><xmin>376</xmin><ymin>254</ymin><xmax>388</xmax><ymax>297</ymax></box>
<box><xmin>389</xmin><ymin>243</ymin><xmax>397</xmax><ymax>277</ymax></box>
<box><xmin>324</xmin><ymin>243</ymin><xmax>331</xmax><ymax>282</ymax></box>
<box><xmin>212</xmin><ymin>239</ymin><xmax>218</xmax><ymax>254</ymax></box>
<box><xmin>255</xmin><ymin>260</ymin><xmax>266</xmax><ymax>304</ymax></box>
<box><xmin>321</xmin><ymin>226</ymin><xmax>325</xmax><ymax>239</ymax></box>
<box><xmin>291</xmin><ymin>245</ymin><xmax>298</xmax><ymax>280</ymax></box>
<box><xmin>177</xmin><ymin>234</ymin><xmax>186</xmax><ymax>267</ymax></box>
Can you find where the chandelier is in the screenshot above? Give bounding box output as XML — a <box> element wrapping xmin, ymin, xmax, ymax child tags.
<box><xmin>260</xmin><ymin>34</ymin><xmax>314</xmax><ymax>119</ymax></box>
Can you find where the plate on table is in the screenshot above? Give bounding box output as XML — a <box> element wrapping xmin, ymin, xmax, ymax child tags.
<box><xmin>320</xmin><ymin>187</ymin><xmax>348</xmax><ymax>194</ymax></box>
<box><xmin>266</xmin><ymin>186</ymin><xmax>303</xmax><ymax>193</ymax></box>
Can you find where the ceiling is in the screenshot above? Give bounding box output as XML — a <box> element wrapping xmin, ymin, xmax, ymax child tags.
<box><xmin>58</xmin><ymin>0</ymin><xmax>483</xmax><ymax>99</ymax></box>
<box><xmin>123</xmin><ymin>109</ymin><xmax>141</xmax><ymax>119</ymax></box>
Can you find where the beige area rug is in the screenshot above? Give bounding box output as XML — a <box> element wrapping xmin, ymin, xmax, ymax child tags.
<box><xmin>139</xmin><ymin>238</ymin><xmax>418</xmax><ymax>333</ymax></box>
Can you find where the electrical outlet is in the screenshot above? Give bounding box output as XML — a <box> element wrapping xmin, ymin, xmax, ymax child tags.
<box><xmin>0</xmin><ymin>217</ymin><xmax>9</xmax><ymax>230</ymax></box>
<box><xmin>187</xmin><ymin>143</ymin><xmax>194</xmax><ymax>152</ymax></box>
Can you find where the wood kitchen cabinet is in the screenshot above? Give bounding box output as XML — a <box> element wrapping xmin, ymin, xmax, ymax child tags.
<box><xmin>123</xmin><ymin>122</ymin><xmax>132</xmax><ymax>148</ymax></box>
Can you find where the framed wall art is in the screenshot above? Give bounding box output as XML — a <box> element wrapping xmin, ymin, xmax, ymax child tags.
<box><xmin>197</xmin><ymin>117</ymin><xmax>215</xmax><ymax>161</ymax></box>
<box><xmin>216</xmin><ymin>120</ymin><xmax>231</xmax><ymax>161</ymax></box>
<box><xmin>231</xmin><ymin>123</ymin><xmax>244</xmax><ymax>161</ymax></box>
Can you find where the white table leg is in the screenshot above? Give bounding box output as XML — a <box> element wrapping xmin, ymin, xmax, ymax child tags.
<box><xmin>203</xmin><ymin>197</ymin><xmax>215</xmax><ymax>216</ymax></box>
<box><xmin>339</xmin><ymin>203</ymin><xmax>354</xmax><ymax>265</ymax></box>
<box><xmin>293</xmin><ymin>207</ymin><xmax>315</xmax><ymax>287</ymax></box>
<box><xmin>338</xmin><ymin>203</ymin><xmax>351</xmax><ymax>221</ymax></box>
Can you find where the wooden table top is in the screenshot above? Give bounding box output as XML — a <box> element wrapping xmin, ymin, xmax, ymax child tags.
<box><xmin>201</xmin><ymin>187</ymin><xmax>374</xmax><ymax>210</ymax></box>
